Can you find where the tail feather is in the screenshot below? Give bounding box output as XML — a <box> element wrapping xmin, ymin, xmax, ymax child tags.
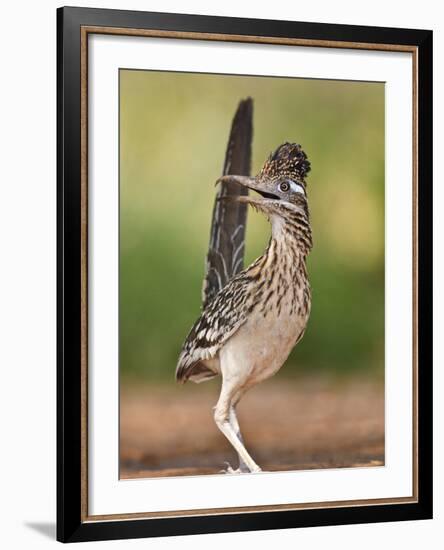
<box><xmin>202</xmin><ymin>98</ymin><xmax>253</xmax><ymax>309</ymax></box>
<box><xmin>177</xmin><ymin>98</ymin><xmax>254</xmax><ymax>385</ymax></box>
<box><xmin>176</xmin><ymin>359</ymin><xmax>218</xmax><ymax>384</ymax></box>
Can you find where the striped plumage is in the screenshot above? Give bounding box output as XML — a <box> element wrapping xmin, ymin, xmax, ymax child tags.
<box><xmin>177</xmin><ymin>137</ymin><xmax>312</xmax><ymax>473</ymax></box>
<box><xmin>176</xmin><ymin>197</ymin><xmax>312</xmax><ymax>383</ymax></box>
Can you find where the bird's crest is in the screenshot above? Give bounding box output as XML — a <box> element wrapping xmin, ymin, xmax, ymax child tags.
<box><xmin>260</xmin><ymin>142</ymin><xmax>310</xmax><ymax>187</ymax></box>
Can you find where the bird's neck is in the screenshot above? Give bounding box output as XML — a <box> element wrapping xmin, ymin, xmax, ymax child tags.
<box><xmin>268</xmin><ymin>209</ymin><xmax>312</xmax><ymax>261</ymax></box>
<box><xmin>254</xmin><ymin>211</ymin><xmax>311</xmax><ymax>317</ymax></box>
<box><xmin>244</xmin><ymin>206</ymin><xmax>312</xmax><ymax>283</ymax></box>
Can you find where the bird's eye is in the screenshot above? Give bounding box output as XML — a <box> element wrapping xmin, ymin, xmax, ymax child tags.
<box><xmin>279</xmin><ymin>181</ymin><xmax>290</xmax><ymax>192</ymax></box>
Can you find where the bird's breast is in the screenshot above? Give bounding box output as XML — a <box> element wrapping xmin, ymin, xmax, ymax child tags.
<box><xmin>224</xmin><ymin>269</ymin><xmax>310</xmax><ymax>384</ymax></box>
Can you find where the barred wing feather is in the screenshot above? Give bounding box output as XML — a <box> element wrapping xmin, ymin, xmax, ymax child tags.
<box><xmin>176</xmin><ymin>274</ymin><xmax>251</xmax><ymax>383</ymax></box>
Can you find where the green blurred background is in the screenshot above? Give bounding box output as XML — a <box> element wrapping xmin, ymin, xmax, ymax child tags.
<box><xmin>119</xmin><ymin>69</ymin><xmax>384</xmax><ymax>384</ymax></box>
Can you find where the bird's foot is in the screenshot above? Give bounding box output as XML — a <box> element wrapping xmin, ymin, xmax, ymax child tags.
<box><xmin>220</xmin><ymin>462</ymin><xmax>243</xmax><ymax>474</ymax></box>
<box><xmin>220</xmin><ymin>462</ymin><xmax>262</xmax><ymax>474</ymax></box>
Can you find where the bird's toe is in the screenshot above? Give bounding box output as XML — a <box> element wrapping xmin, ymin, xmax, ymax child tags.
<box><xmin>220</xmin><ymin>462</ymin><xmax>242</xmax><ymax>474</ymax></box>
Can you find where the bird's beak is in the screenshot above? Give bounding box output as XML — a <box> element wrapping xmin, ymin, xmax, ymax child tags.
<box><xmin>216</xmin><ymin>175</ymin><xmax>256</xmax><ymax>189</ymax></box>
<box><xmin>216</xmin><ymin>175</ymin><xmax>278</xmax><ymax>200</ymax></box>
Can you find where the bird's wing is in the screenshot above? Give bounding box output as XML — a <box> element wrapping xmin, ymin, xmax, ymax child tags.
<box><xmin>176</xmin><ymin>273</ymin><xmax>251</xmax><ymax>383</ymax></box>
<box><xmin>201</xmin><ymin>98</ymin><xmax>253</xmax><ymax>309</ymax></box>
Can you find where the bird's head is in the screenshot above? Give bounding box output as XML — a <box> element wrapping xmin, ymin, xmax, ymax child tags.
<box><xmin>217</xmin><ymin>142</ymin><xmax>310</xmax><ymax>220</ymax></box>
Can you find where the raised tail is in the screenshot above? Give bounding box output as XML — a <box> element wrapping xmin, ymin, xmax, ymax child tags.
<box><xmin>201</xmin><ymin>98</ymin><xmax>253</xmax><ymax>309</ymax></box>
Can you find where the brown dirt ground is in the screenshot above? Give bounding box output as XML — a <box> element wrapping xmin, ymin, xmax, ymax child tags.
<box><xmin>120</xmin><ymin>376</ymin><xmax>384</xmax><ymax>479</ymax></box>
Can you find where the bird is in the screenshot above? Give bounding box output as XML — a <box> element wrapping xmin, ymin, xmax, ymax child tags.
<box><xmin>176</xmin><ymin>103</ymin><xmax>312</xmax><ymax>474</ymax></box>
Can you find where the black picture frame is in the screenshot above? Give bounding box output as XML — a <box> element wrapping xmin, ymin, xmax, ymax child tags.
<box><xmin>57</xmin><ymin>5</ymin><xmax>433</xmax><ymax>543</ymax></box>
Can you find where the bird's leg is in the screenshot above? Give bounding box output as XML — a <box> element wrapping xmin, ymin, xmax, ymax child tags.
<box><xmin>229</xmin><ymin>406</ymin><xmax>250</xmax><ymax>473</ymax></box>
<box><xmin>214</xmin><ymin>383</ymin><xmax>261</xmax><ymax>474</ymax></box>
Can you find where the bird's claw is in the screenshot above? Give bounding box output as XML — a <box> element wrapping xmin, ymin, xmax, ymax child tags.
<box><xmin>220</xmin><ymin>461</ymin><xmax>243</xmax><ymax>474</ymax></box>
<box><xmin>219</xmin><ymin>461</ymin><xmax>262</xmax><ymax>474</ymax></box>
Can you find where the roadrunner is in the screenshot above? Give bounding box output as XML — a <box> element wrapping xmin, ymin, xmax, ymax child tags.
<box><xmin>176</xmin><ymin>100</ymin><xmax>312</xmax><ymax>473</ymax></box>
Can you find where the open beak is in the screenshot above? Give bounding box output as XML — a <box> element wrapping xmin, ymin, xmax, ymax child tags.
<box><xmin>216</xmin><ymin>175</ymin><xmax>279</xmax><ymax>200</ymax></box>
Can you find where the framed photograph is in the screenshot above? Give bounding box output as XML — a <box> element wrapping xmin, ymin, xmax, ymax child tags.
<box><xmin>57</xmin><ymin>6</ymin><xmax>433</xmax><ymax>543</ymax></box>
